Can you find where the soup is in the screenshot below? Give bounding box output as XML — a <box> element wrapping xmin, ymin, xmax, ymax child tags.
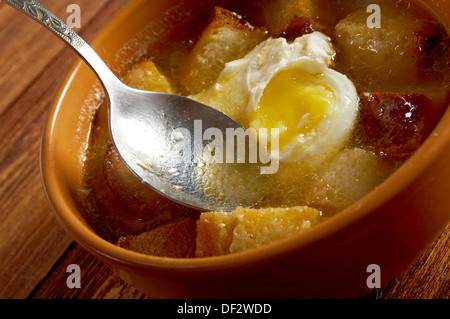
<box><xmin>81</xmin><ymin>0</ymin><xmax>450</xmax><ymax>258</ymax></box>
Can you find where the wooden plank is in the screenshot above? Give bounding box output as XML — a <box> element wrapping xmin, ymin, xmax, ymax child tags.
<box><xmin>0</xmin><ymin>58</ymin><xmax>73</xmax><ymax>298</ymax></box>
<box><xmin>0</xmin><ymin>0</ymin><xmax>111</xmax><ymax>115</ymax></box>
<box><xmin>0</xmin><ymin>0</ymin><xmax>129</xmax><ymax>299</ymax></box>
<box><xmin>375</xmin><ymin>223</ymin><xmax>450</xmax><ymax>299</ymax></box>
<box><xmin>29</xmin><ymin>243</ymin><xmax>148</xmax><ymax>299</ymax></box>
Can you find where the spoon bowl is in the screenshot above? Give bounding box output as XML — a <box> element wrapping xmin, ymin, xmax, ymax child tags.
<box><xmin>108</xmin><ymin>83</ymin><xmax>261</xmax><ymax>211</ymax></box>
<box><xmin>5</xmin><ymin>0</ymin><xmax>261</xmax><ymax>211</ymax></box>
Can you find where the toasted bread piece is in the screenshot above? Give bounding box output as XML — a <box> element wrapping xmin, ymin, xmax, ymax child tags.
<box><xmin>335</xmin><ymin>3</ymin><xmax>449</xmax><ymax>92</ymax></box>
<box><xmin>314</xmin><ymin>0</ymin><xmax>376</xmax><ymax>25</ymax></box>
<box><xmin>196</xmin><ymin>206</ymin><xmax>322</xmax><ymax>257</ymax></box>
<box><xmin>117</xmin><ymin>219</ymin><xmax>198</xmax><ymax>258</ymax></box>
<box><xmin>123</xmin><ymin>60</ymin><xmax>173</xmax><ymax>93</ymax></box>
<box><xmin>180</xmin><ymin>6</ymin><xmax>268</xmax><ymax>94</ymax></box>
<box><xmin>304</xmin><ymin>148</ymin><xmax>397</xmax><ymax>214</ymax></box>
<box><xmin>103</xmin><ymin>143</ymin><xmax>198</xmax><ymax>227</ymax></box>
<box><xmin>195</xmin><ymin>212</ymin><xmax>238</xmax><ymax>257</ymax></box>
<box><xmin>261</xmin><ymin>0</ymin><xmax>331</xmax><ymax>38</ymax></box>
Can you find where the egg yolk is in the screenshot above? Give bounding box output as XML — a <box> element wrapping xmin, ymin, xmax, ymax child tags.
<box><xmin>249</xmin><ymin>68</ymin><xmax>335</xmax><ymax>150</ymax></box>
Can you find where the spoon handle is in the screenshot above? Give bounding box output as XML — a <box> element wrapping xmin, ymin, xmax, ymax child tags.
<box><xmin>4</xmin><ymin>0</ymin><xmax>84</xmax><ymax>49</ymax></box>
<box><xmin>3</xmin><ymin>0</ymin><xmax>123</xmax><ymax>93</ymax></box>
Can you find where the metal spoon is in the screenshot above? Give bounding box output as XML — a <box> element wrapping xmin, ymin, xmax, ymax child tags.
<box><xmin>4</xmin><ymin>0</ymin><xmax>266</xmax><ymax>211</ymax></box>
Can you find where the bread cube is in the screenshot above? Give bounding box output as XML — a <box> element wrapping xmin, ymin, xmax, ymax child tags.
<box><xmin>196</xmin><ymin>206</ymin><xmax>322</xmax><ymax>257</ymax></box>
<box><xmin>103</xmin><ymin>143</ymin><xmax>199</xmax><ymax>227</ymax></box>
<box><xmin>122</xmin><ymin>60</ymin><xmax>173</xmax><ymax>93</ymax></box>
<box><xmin>334</xmin><ymin>3</ymin><xmax>449</xmax><ymax>91</ymax></box>
<box><xmin>304</xmin><ymin>148</ymin><xmax>397</xmax><ymax>213</ymax></box>
<box><xmin>194</xmin><ymin>212</ymin><xmax>238</xmax><ymax>257</ymax></box>
<box><xmin>116</xmin><ymin>219</ymin><xmax>198</xmax><ymax>258</ymax></box>
<box><xmin>179</xmin><ymin>7</ymin><xmax>268</xmax><ymax>94</ymax></box>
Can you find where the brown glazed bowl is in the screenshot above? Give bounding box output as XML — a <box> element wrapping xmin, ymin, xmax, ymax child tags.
<box><xmin>41</xmin><ymin>0</ymin><xmax>450</xmax><ymax>298</ymax></box>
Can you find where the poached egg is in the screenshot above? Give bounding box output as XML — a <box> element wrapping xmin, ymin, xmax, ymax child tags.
<box><xmin>192</xmin><ymin>32</ymin><xmax>359</xmax><ymax>166</ymax></box>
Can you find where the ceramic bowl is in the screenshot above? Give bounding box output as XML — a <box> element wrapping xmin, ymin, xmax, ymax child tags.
<box><xmin>41</xmin><ymin>0</ymin><xmax>450</xmax><ymax>298</ymax></box>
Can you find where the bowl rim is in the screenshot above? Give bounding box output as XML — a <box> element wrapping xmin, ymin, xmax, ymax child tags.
<box><xmin>40</xmin><ymin>0</ymin><xmax>450</xmax><ymax>271</ymax></box>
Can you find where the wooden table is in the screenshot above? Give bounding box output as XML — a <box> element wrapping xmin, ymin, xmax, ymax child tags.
<box><xmin>0</xmin><ymin>0</ymin><xmax>448</xmax><ymax>300</ymax></box>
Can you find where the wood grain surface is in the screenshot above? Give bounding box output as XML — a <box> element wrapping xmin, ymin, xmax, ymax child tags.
<box><xmin>0</xmin><ymin>0</ymin><xmax>448</xmax><ymax>300</ymax></box>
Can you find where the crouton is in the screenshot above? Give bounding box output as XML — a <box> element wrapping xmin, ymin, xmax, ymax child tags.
<box><xmin>103</xmin><ymin>143</ymin><xmax>198</xmax><ymax>226</ymax></box>
<box><xmin>116</xmin><ymin>219</ymin><xmax>198</xmax><ymax>258</ymax></box>
<box><xmin>196</xmin><ymin>206</ymin><xmax>322</xmax><ymax>257</ymax></box>
<box><xmin>335</xmin><ymin>3</ymin><xmax>449</xmax><ymax>92</ymax></box>
<box><xmin>123</xmin><ymin>60</ymin><xmax>173</xmax><ymax>93</ymax></box>
<box><xmin>304</xmin><ymin>148</ymin><xmax>398</xmax><ymax>213</ymax></box>
<box><xmin>314</xmin><ymin>0</ymin><xmax>376</xmax><ymax>25</ymax></box>
<box><xmin>179</xmin><ymin>7</ymin><xmax>268</xmax><ymax>94</ymax></box>
<box><xmin>194</xmin><ymin>212</ymin><xmax>238</xmax><ymax>257</ymax></box>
